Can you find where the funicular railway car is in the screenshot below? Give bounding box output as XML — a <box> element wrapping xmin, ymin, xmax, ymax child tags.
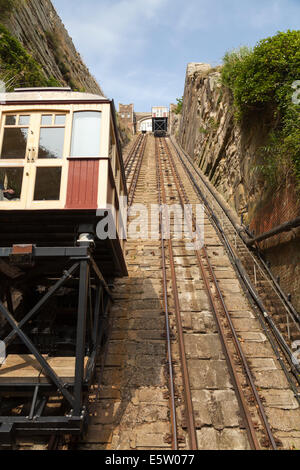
<box><xmin>0</xmin><ymin>88</ymin><xmax>127</xmax><ymax>443</ymax></box>
<box><xmin>152</xmin><ymin>106</ymin><xmax>168</xmax><ymax>137</ymax></box>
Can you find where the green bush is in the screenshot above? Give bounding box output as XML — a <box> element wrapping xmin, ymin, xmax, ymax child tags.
<box><xmin>222</xmin><ymin>31</ymin><xmax>300</xmax><ymax>116</ymax></box>
<box><xmin>0</xmin><ymin>23</ymin><xmax>60</xmax><ymax>89</ymax></box>
<box><xmin>221</xmin><ymin>46</ymin><xmax>253</xmax><ymax>95</ymax></box>
<box><xmin>174</xmin><ymin>97</ymin><xmax>183</xmax><ymax>115</ymax></box>
<box><xmin>221</xmin><ymin>30</ymin><xmax>300</xmax><ymax>189</ymax></box>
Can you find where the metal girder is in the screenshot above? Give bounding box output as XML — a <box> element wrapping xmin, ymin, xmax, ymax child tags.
<box><xmin>4</xmin><ymin>263</ymin><xmax>80</xmax><ymax>347</ymax></box>
<box><xmin>0</xmin><ymin>417</ymin><xmax>84</xmax><ymax>437</ymax></box>
<box><xmin>74</xmin><ymin>260</ymin><xmax>89</xmax><ymax>416</ymax></box>
<box><xmin>0</xmin><ymin>245</ymin><xmax>110</xmax><ymax>442</ymax></box>
<box><xmin>0</xmin><ymin>301</ymin><xmax>76</xmax><ymax>408</ymax></box>
<box><xmin>0</xmin><ymin>246</ymin><xmax>91</xmax><ymax>258</ymax></box>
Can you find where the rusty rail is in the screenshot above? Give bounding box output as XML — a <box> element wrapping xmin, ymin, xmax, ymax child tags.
<box><xmin>155</xmin><ymin>138</ymin><xmax>198</xmax><ymax>450</ymax></box>
<box><xmin>155</xmin><ymin>140</ymin><xmax>179</xmax><ymax>450</ymax></box>
<box><xmin>124</xmin><ymin>134</ymin><xmax>145</xmax><ymax>175</ymax></box>
<box><xmin>127</xmin><ymin>135</ymin><xmax>147</xmax><ymax>207</ymax></box>
<box><xmin>160</xmin><ymin>137</ymin><xmax>278</xmax><ymax>450</ymax></box>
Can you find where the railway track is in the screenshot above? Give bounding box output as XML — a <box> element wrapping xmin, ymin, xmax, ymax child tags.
<box><xmin>41</xmin><ymin>135</ymin><xmax>148</xmax><ymax>452</ymax></box>
<box><xmin>169</xmin><ymin>137</ymin><xmax>300</xmax><ymax>397</ymax></box>
<box><xmin>14</xmin><ymin>134</ymin><xmax>300</xmax><ymax>450</ymax></box>
<box><xmin>78</xmin><ymin>134</ymin><xmax>300</xmax><ymax>451</ymax></box>
<box><xmin>124</xmin><ymin>134</ymin><xmax>146</xmax><ymax>177</ymax></box>
<box><xmin>155</xmin><ymin>138</ymin><xmax>197</xmax><ymax>450</ymax></box>
<box><xmin>126</xmin><ymin>135</ymin><xmax>148</xmax><ymax>207</ymax></box>
<box><xmin>155</xmin><ymin>137</ymin><xmax>281</xmax><ymax>450</ymax></box>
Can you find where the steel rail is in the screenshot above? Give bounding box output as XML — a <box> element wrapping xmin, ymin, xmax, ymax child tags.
<box><xmin>161</xmin><ymin>137</ymin><xmax>278</xmax><ymax>450</ymax></box>
<box><xmin>127</xmin><ymin>135</ymin><xmax>148</xmax><ymax>208</ymax></box>
<box><xmin>125</xmin><ymin>136</ymin><xmax>144</xmax><ymax>183</ymax></box>
<box><xmin>155</xmin><ymin>140</ymin><xmax>179</xmax><ymax>451</ymax></box>
<box><xmin>159</xmin><ymin>138</ymin><xmax>260</xmax><ymax>450</ymax></box>
<box><xmin>125</xmin><ymin>134</ymin><xmax>145</xmax><ymax>177</ymax></box>
<box><xmin>155</xmin><ymin>138</ymin><xmax>198</xmax><ymax>451</ymax></box>
<box><xmin>124</xmin><ymin>134</ymin><xmax>143</xmax><ymax>169</ymax></box>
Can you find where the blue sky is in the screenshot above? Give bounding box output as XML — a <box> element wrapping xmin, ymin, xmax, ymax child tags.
<box><xmin>52</xmin><ymin>0</ymin><xmax>300</xmax><ymax>112</ymax></box>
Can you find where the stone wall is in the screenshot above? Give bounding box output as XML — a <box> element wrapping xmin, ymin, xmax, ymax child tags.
<box><xmin>174</xmin><ymin>62</ymin><xmax>300</xmax><ymax>312</ymax></box>
<box><xmin>176</xmin><ymin>62</ymin><xmax>277</xmax><ymax>219</ymax></box>
<box><xmin>249</xmin><ymin>183</ymin><xmax>300</xmax><ymax>310</ymax></box>
<box><xmin>3</xmin><ymin>0</ymin><xmax>103</xmax><ymax>94</ymax></box>
<box><xmin>118</xmin><ymin>104</ymin><xmax>135</xmax><ymax>134</ymax></box>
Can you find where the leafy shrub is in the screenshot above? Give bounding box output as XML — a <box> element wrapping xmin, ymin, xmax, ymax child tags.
<box><xmin>221</xmin><ymin>46</ymin><xmax>253</xmax><ymax>96</ymax></box>
<box><xmin>221</xmin><ymin>30</ymin><xmax>300</xmax><ymax>188</ymax></box>
<box><xmin>0</xmin><ymin>23</ymin><xmax>60</xmax><ymax>89</ymax></box>
<box><xmin>256</xmin><ymin>107</ymin><xmax>300</xmax><ymax>190</ymax></box>
<box><xmin>174</xmin><ymin>97</ymin><xmax>183</xmax><ymax>115</ymax></box>
<box><xmin>221</xmin><ymin>31</ymin><xmax>300</xmax><ymax>117</ymax></box>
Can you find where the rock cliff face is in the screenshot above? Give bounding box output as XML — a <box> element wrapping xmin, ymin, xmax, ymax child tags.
<box><xmin>176</xmin><ymin>63</ymin><xmax>276</xmax><ymax>219</ymax></box>
<box><xmin>3</xmin><ymin>0</ymin><xmax>103</xmax><ymax>95</ymax></box>
<box><xmin>173</xmin><ymin>62</ymin><xmax>300</xmax><ymax>311</ymax></box>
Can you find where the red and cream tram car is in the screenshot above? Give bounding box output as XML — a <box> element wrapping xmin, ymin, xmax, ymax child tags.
<box><xmin>0</xmin><ymin>88</ymin><xmax>127</xmax><ymax>442</ymax></box>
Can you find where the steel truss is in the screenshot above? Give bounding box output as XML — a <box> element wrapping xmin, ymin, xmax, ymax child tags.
<box><xmin>0</xmin><ymin>245</ymin><xmax>112</xmax><ymax>444</ymax></box>
<box><xmin>152</xmin><ymin>117</ymin><xmax>168</xmax><ymax>137</ymax></box>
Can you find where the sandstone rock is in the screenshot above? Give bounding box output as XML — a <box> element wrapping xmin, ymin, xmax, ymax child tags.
<box><xmin>4</xmin><ymin>0</ymin><xmax>103</xmax><ymax>95</ymax></box>
<box><xmin>187</xmin><ymin>63</ymin><xmax>212</xmax><ymax>77</ymax></box>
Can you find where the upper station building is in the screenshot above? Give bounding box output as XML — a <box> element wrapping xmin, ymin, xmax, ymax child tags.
<box><xmin>118</xmin><ymin>104</ymin><xmax>135</xmax><ymax>134</ymax></box>
<box><xmin>118</xmin><ymin>104</ymin><xmax>169</xmax><ymax>134</ymax></box>
<box><xmin>151</xmin><ymin>107</ymin><xmax>169</xmax><ymax>118</ymax></box>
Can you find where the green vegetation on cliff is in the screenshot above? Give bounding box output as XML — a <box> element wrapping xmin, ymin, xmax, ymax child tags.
<box><xmin>174</xmin><ymin>97</ymin><xmax>183</xmax><ymax>115</ymax></box>
<box><xmin>0</xmin><ymin>23</ymin><xmax>60</xmax><ymax>90</ymax></box>
<box><xmin>0</xmin><ymin>0</ymin><xmax>16</xmax><ymax>20</ymax></box>
<box><xmin>45</xmin><ymin>30</ymin><xmax>80</xmax><ymax>90</ymax></box>
<box><xmin>221</xmin><ymin>30</ymin><xmax>300</xmax><ymax>189</ymax></box>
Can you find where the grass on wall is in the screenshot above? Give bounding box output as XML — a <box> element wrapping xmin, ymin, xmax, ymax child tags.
<box><xmin>45</xmin><ymin>30</ymin><xmax>79</xmax><ymax>90</ymax></box>
<box><xmin>0</xmin><ymin>23</ymin><xmax>60</xmax><ymax>90</ymax></box>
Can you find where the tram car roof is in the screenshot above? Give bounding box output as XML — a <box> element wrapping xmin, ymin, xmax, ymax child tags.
<box><xmin>3</xmin><ymin>87</ymin><xmax>108</xmax><ymax>103</ymax></box>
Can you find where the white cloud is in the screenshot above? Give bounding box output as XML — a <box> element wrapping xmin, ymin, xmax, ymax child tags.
<box><xmin>52</xmin><ymin>0</ymin><xmax>300</xmax><ymax>110</ymax></box>
<box><xmin>56</xmin><ymin>0</ymin><xmax>170</xmax><ymax>66</ymax></box>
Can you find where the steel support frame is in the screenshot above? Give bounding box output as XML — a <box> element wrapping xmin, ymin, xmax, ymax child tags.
<box><xmin>0</xmin><ymin>245</ymin><xmax>111</xmax><ymax>441</ymax></box>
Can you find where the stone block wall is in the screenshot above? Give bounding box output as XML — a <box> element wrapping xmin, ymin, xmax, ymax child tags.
<box><xmin>118</xmin><ymin>104</ymin><xmax>135</xmax><ymax>134</ymax></box>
